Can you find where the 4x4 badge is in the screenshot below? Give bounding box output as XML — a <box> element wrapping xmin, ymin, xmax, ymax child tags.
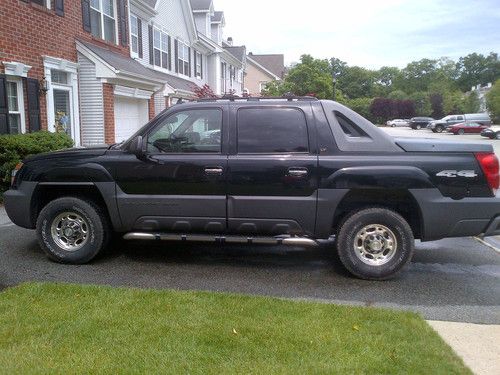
<box><xmin>436</xmin><ymin>170</ymin><xmax>478</xmax><ymax>178</ymax></box>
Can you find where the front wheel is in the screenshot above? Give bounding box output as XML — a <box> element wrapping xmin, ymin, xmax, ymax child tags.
<box><xmin>496</xmin><ymin>132</ymin><xmax>500</xmax><ymax>140</ymax></box>
<box><xmin>36</xmin><ymin>197</ymin><xmax>110</xmax><ymax>264</ymax></box>
<box><xmin>336</xmin><ymin>208</ymin><xmax>414</xmax><ymax>280</ymax></box>
<box><xmin>435</xmin><ymin>126</ymin><xmax>444</xmax><ymax>133</ymax></box>
<box><xmin>458</xmin><ymin>129</ymin><xmax>465</xmax><ymax>135</ymax></box>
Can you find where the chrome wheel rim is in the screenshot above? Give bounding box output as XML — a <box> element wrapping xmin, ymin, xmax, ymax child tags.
<box><xmin>353</xmin><ymin>224</ymin><xmax>397</xmax><ymax>266</ymax></box>
<box><xmin>50</xmin><ymin>212</ymin><xmax>89</xmax><ymax>251</ymax></box>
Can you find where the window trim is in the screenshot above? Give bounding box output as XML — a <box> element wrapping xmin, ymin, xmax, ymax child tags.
<box><xmin>153</xmin><ymin>27</ymin><xmax>169</xmax><ymax>69</ymax></box>
<box><xmin>145</xmin><ymin>107</ymin><xmax>224</xmax><ymax>155</ymax></box>
<box><xmin>235</xmin><ymin>106</ymin><xmax>310</xmax><ymax>155</ymax></box>
<box><xmin>195</xmin><ymin>51</ymin><xmax>203</xmax><ymax>79</ymax></box>
<box><xmin>89</xmin><ymin>0</ymin><xmax>119</xmax><ymax>44</ymax></box>
<box><xmin>130</xmin><ymin>13</ymin><xmax>139</xmax><ymax>58</ymax></box>
<box><xmin>6</xmin><ymin>78</ymin><xmax>26</xmax><ymax>134</ymax></box>
<box><xmin>177</xmin><ymin>41</ymin><xmax>190</xmax><ymax>76</ymax></box>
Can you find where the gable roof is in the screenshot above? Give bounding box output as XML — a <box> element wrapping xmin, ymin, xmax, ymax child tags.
<box><xmin>211</xmin><ymin>11</ymin><xmax>224</xmax><ymax>23</ymax></box>
<box><xmin>224</xmin><ymin>46</ymin><xmax>246</xmax><ymax>62</ymax></box>
<box><xmin>248</xmin><ymin>54</ymin><xmax>285</xmax><ymax>78</ymax></box>
<box><xmin>190</xmin><ymin>0</ymin><xmax>212</xmax><ymax>11</ymax></box>
<box><xmin>78</xmin><ymin>40</ymin><xmax>198</xmax><ymax>94</ymax></box>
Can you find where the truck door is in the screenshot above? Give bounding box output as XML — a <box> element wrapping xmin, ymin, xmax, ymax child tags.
<box><xmin>114</xmin><ymin>105</ymin><xmax>228</xmax><ymax>233</ymax></box>
<box><xmin>227</xmin><ymin>103</ymin><xmax>318</xmax><ymax>236</ymax></box>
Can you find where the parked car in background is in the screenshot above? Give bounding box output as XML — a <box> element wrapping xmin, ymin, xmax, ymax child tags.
<box><xmin>386</xmin><ymin>119</ymin><xmax>409</xmax><ymax>127</ymax></box>
<box><xmin>481</xmin><ymin>125</ymin><xmax>500</xmax><ymax>140</ymax></box>
<box><xmin>409</xmin><ymin>117</ymin><xmax>434</xmax><ymax>130</ymax></box>
<box><xmin>448</xmin><ymin>122</ymin><xmax>490</xmax><ymax>135</ymax></box>
<box><xmin>428</xmin><ymin>113</ymin><xmax>492</xmax><ymax>133</ymax></box>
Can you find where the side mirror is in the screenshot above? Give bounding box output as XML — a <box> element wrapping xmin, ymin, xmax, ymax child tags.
<box><xmin>128</xmin><ymin>136</ymin><xmax>145</xmax><ymax>158</ymax></box>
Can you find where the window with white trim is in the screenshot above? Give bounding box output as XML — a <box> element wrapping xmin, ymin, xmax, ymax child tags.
<box><xmin>259</xmin><ymin>81</ymin><xmax>269</xmax><ymax>93</ymax></box>
<box><xmin>130</xmin><ymin>14</ymin><xmax>139</xmax><ymax>56</ymax></box>
<box><xmin>153</xmin><ymin>28</ymin><xmax>169</xmax><ymax>69</ymax></box>
<box><xmin>31</xmin><ymin>0</ymin><xmax>50</xmax><ymax>8</ymax></box>
<box><xmin>90</xmin><ymin>0</ymin><xmax>117</xmax><ymax>44</ymax></box>
<box><xmin>178</xmin><ymin>42</ymin><xmax>190</xmax><ymax>76</ymax></box>
<box><xmin>6</xmin><ymin>80</ymin><xmax>25</xmax><ymax>134</ymax></box>
<box><xmin>195</xmin><ymin>51</ymin><xmax>202</xmax><ymax>79</ymax></box>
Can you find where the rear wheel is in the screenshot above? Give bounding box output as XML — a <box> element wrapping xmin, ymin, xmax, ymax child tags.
<box><xmin>435</xmin><ymin>126</ymin><xmax>444</xmax><ymax>133</ymax></box>
<box><xmin>496</xmin><ymin>132</ymin><xmax>500</xmax><ymax>140</ymax></box>
<box><xmin>336</xmin><ymin>208</ymin><xmax>414</xmax><ymax>280</ymax></box>
<box><xmin>36</xmin><ymin>197</ymin><xmax>110</xmax><ymax>264</ymax></box>
<box><xmin>416</xmin><ymin>124</ymin><xmax>422</xmax><ymax>130</ymax></box>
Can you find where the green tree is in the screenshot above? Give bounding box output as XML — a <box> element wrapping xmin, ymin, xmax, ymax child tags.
<box><xmin>486</xmin><ymin>79</ymin><xmax>500</xmax><ymax>123</ymax></box>
<box><xmin>409</xmin><ymin>91</ymin><xmax>432</xmax><ymax>117</ymax></box>
<box><xmin>283</xmin><ymin>54</ymin><xmax>333</xmax><ymax>99</ymax></box>
<box><xmin>373</xmin><ymin>66</ymin><xmax>400</xmax><ymax>97</ymax></box>
<box><xmin>456</xmin><ymin>52</ymin><xmax>500</xmax><ymax>92</ymax></box>
<box><xmin>464</xmin><ymin>91</ymin><xmax>480</xmax><ymax>113</ymax></box>
<box><xmin>394</xmin><ymin>58</ymin><xmax>438</xmax><ymax>93</ymax></box>
<box><xmin>387</xmin><ymin>90</ymin><xmax>409</xmax><ymax>100</ymax></box>
<box><xmin>337</xmin><ymin>66</ymin><xmax>376</xmax><ymax>99</ymax></box>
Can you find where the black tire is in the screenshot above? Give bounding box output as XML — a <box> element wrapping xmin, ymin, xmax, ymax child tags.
<box><xmin>36</xmin><ymin>197</ymin><xmax>110</xmax><ymax>264</ymax></box>
<box><xmin>435</xmin><ymin>126</ymin><xmax>444</xmax><ymax>133</ymax></box>
<box><xmin>336</xmin><ymin>208</ymin><xmax>414</xmax><ymax>280</ymax></box>
<box><xmin>416</xmin><ymin>124</ymin><xmax>422</xmax><ymax>130</ymax></box>
<box><xmin>458</xmin><ymin>129</ymin><xmax>465</xmax><ymax>135</ymax></box>
<box><xmin>496</xmin><ymin>132</ymin><xmax>500</xmax><ymax>140</ymax></box>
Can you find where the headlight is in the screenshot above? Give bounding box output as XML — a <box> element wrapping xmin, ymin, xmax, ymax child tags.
<box><xmin>11</xmin><ymin>162</ymin><xmax>23</xmax><ymax>187</ymax></box>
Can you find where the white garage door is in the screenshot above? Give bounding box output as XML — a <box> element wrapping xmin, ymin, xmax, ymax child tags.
<box><xmin>114</xmin><ymin>96</ymin><xmax>149</xmax><ymax>143</ymax></box>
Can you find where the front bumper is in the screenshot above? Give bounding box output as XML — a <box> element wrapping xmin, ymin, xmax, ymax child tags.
<box><xmin>410</xmin><ymin>189</ymin><xmax>500</xmax><ymax>241</ymax></box>
<box><xmin>3</xmin><ymin>182</ymin><xmax>38</xmax><ymax>229</ymax></box>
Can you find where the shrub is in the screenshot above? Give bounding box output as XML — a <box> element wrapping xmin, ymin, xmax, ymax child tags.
<box><xmin>487</xmin><ymin>79</ymin><xmax>500</xmax><ymax>123</ymax></box>
<box><xmin>0</xmin><ymin>131</ymin><xmax>73</xmax><ymax>197</ymax></box>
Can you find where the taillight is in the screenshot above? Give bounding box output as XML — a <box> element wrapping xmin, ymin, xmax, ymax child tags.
<box><xmin>475</xmin><ymin>152</ymin><xmax>499</xmax><ymax>195</ymax></box>
<box><xmin>11</xmin><ymin>162</ymin><xmax>23</xmax><ymax>187</ymax></box>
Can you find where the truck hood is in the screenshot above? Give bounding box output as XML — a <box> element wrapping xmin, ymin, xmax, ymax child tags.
<box><xmin>395</xmin><ymin>137</ymin><xmax>493</xmax><ymax>153</ymax></box>
<box><xmin>24</xmin><ymin>145</ymin><xmax>110</xmax><ymax>163</ymax></box>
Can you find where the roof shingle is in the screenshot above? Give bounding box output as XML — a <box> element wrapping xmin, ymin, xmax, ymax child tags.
<box><xmin>248</xmin><ymin>54</ymin><xmax>285</xmax><ymax>78</ymax></box>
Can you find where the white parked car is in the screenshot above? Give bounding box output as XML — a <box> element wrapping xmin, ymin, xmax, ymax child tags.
<box><xmin>386</xmin><ymin>119</ymin><xmax>409</xmax><ymax>127</ymax></box>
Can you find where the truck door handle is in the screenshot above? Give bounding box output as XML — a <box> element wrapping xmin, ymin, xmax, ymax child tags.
<box><xmin>204</xmin><ymin>166</ymin><xmax>224</xmax><ymax>176</ymax></box>
<box><xmin>287</xmin><ymin>167</ymin><xmax>308</xmax><ymax>177</ymax></box>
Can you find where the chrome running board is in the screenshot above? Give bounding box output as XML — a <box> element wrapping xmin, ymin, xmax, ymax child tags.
<box><xmin>123</xmin><ymin>233</ymin><xmax>318</xmax><ymax>247</ymax></box>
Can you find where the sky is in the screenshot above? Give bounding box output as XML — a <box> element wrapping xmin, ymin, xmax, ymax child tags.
<box><xmin>214</xmin><ymin>0</ymin><xmax>500</xmax><ymax>69</ymax></box>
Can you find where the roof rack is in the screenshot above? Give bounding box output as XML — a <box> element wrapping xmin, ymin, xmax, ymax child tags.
<box><xmin>196</xmin><ymin>94</ymin><xmax>319</xmax><ymax>103</ymax></box>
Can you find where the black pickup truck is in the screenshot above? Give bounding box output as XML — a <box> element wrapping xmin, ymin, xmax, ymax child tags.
<box><xmin>4</xmin><ymin>97</ymin><xmax>500</xmax><ymax>280</ymax></box>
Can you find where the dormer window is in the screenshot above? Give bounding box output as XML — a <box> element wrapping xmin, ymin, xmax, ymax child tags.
<box><xmin>90</xmin><ymin>0</ymin><xmax>117</xmax><ymax>44</ymax></box>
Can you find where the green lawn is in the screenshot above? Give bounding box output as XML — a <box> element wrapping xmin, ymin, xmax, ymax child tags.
<box><xmin>0</xmin><ymin>283</ymin><xmax>469</xmax><ymax>374</ymax></box>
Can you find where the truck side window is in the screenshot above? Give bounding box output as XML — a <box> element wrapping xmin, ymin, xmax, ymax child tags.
<box><xmin>334</xmin><ymin>111</ymin><xmax>368</xmax><ymax>138</ymax></box>
<box><xmin>146</xmin><ymin>109</ymin><xmax>222</xmax><ymax>154</ymax></box>
<box><xmin>237</xmin><ymin>108</ymin><xmax>309</xmax><ymax>153</ymax></box>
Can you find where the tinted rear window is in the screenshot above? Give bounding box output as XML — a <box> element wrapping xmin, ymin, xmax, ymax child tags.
<box><xmin>237</xmin><ymin>107</ymin><xmax>309</xmax><ymax>153</ymax></box>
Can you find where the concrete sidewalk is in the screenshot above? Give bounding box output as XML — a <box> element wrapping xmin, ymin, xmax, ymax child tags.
<box><xmin>428</xmin><ymin>321</ymin><xmax>500</xmax><ymax>375</ymax></box>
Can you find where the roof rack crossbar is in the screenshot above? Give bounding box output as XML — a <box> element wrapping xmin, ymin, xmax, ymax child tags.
<box><xmin>195</xmin><ymin>95</ymin><xmax>319</xmax><ymax>103</ymax></box>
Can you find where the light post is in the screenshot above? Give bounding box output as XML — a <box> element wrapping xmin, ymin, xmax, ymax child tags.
<box><xmin>332</xmin><ymin>76</ymin><xmax>337</xmax><ymax>101</ymax></box>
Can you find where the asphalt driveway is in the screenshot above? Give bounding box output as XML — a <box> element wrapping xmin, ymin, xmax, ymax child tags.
<box><xmin>1</xmin><ymin>206</ymin><xmax>499</xmax><ymax>324</ymax></box>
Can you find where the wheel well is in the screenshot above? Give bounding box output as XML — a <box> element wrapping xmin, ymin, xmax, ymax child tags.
<box><xmin>332</xmin><ymin>189</ymin><xmax>422</xmax><ymax>239</ymax></box>
<box><xmin>30</xmin><ymin>185</ymin><xmax>110</xmax><ymax>227</ymax></box>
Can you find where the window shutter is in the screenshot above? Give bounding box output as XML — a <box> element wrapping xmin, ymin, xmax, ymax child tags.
<box><xmin>0</xmin><ymin>75</ymin><xmax>10</xmax><ymax>134</ymax></box>
<box><xmin>26</xmin><ymin>78</ymin><xmax>41</xmax><ymax>132</ymax></box>
<box><xmin>137</xmin><ymin>18</ymin><xmax>143</xmax><ymax>58</ymax></box>
<box><xmin>167</xmin><ymin>36</ymin><xmax>172</xmax><ymax>70</ymax></box>
<box><xmin>174</xmin><ymin>40</ymin><xmax>179</xmax><ymax>73</ymax></box>
<box><xmin>118</xmin><ymin>0</ymin><xmax>128</xmax><ymax>46</ymax></box>
<box><xmin>193</xmin><ymin>52</ymin><xmax>197</xmax><ymax>78</ymax></box>
<box><xmin>188</xmin><ymin>47</ymin><xmax>192</xmax><ymax>77</ymax></box>
<box><xmin>55</xmin><ymin>0</ymin><xmax>64</xmax><ymax>16</ymax></box>
<box><xmin>148</xmin><ymin>25</ymin><xmax>154</xmax><ymax>65</ymax></box>
<box><xmin>81</xmin><ymin>0</ymin><xmax>91</xmax><ymax>32</ymax></box>
<box><xmin>200</xmin><ymin>54</ymin><xmax>203</xmax><ymax>79</ymax></box>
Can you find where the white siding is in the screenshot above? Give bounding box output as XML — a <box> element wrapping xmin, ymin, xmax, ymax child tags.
<box><xmin>155</xmin><ymin>0</ymin><xmax>190</xmax><ymax>42</ymax></box>
<box><xmin>136</xmin><ymin>15</ymin><xmax>151</xmax><ymax>67</ymax></box>
<box><xmin>77</xmin><ymin>53</ymin><xmax>105</xmax><ymax>146</ymax></box>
